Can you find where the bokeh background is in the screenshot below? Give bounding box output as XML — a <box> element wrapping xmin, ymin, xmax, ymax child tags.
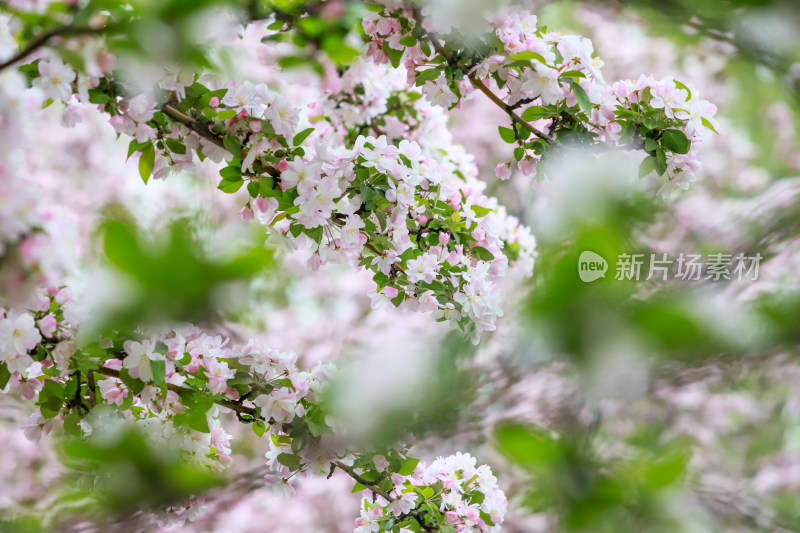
<box><xmin>2</xmin><ymin>0</ymin><xmax>800</xmax><ymax>532</ymax></box>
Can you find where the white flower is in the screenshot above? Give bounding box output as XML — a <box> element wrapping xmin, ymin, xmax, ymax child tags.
<box><xmin>264</xmin><ymin>94</ymin><xmax>298</xmax><ymax>139</ymax></box>
<box><xmin>405</xmin><ymin>253</ymin><xmax>440</xmax><ymax>284</ymax></box>
<box><xmin>422</xmin><ymin>76</ymin><xmax>458</xmax><ymax>109</ymax></box>
<box><xmin>33</xmin><ymin>56</ymin><xmax>76</xmax><ymax>102</ymax></box>
<box><xmin>0</xmin><ymin>312</ymin><xmax>41</xmax><ymax>360</ymax></box>
<box><xmin>520</xmin><ymin>64</ymin><xmax>563</xmax><ymax>105</ymax></box>
<box><xmin>52</xmin><ymin>340</ymin><xmax>77</xmax><ymax>373</ymax></box>
<box><xmin>122</xmin><ymin>339</ymin><xmax>164</xmax><ymax>382</ymax></box>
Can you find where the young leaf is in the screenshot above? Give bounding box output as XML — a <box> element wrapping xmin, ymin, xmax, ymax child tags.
<box><xmin>701</xmin><ymin>117</ymin><xmax>720</xmax><ymax>135</ymax></box>
<box><xmin>398</xmin><ymin>457</ymin><xmax>420</xmax><ymax>475</ymax></box>
<box><xmin>520</xmin><ymin>106</ymin><xmax>553</xmax><ymax>121</ymax></box>
<box><xmin>223</xmin><ymin>136</ymin><xmax>242</xmax><ymax>158</ymax></box>
<box><xmin>151</xmin><ymin>360</ymin><xmax>166</xmax><ymax>386</ymax></box>
<box><xmin>569</xmin><ymin>81</ymin><xmax>592</xmax><ymax>113</ymax></box>
<box><xmin>138</xmin><ymin>143</ymin><xmax>155</xmax><ymax>185</ymax></box>
<box><xmin>470</xmin><ymin>205</ymin><xmax>493</xmax><ymax>218</ymax></box>
<box><xmin>293</xmin><ymin>127</ymin><xmax>315</xmax><ymax>146</ymax></box>
<box><xmin>218</xmin><ymin>177</ymin><xmax>244</xmax><ymax>193</ymax></box>
<box><xmin>415</xmin><ymin>68</ymin><xmax>441</xmax><ymax>86</ymax></box>
<box><xmin>383</xmin><ymin>44</ymin><xmax>404</xmax><ymax>69</ymax></box>
<box><xmin>638</xmin><ymin>156</ymin><xmax>657</xmax><ymax>179</ymax></box>
<box><xmin>661</xmin><ymin>129</ymin><xmax>691</xmax><ymax>155</ymax></box>
<box><xmin>655</xmin><ymin>148</ymin><xmax>668</xmax><ymax>176</ymax></box>
<box><xmin>165</xmin><ymin>138</ymin><xmax>186</xmax><ymax>154</ymax></box>
<box><xmin>498</xmin><ymin>126</ymin><xmax>516</xmax><ymax>144</ymax></box>
<box><xmin>473</xmin><ymin>246</ymin><xmax>495</xmax><ymax>261</ymax></box>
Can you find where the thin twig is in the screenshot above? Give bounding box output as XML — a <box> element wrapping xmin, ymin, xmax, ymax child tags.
<box><xmin>0</xmin><ymin>25</ymin><xmax>105</xmax><ymax>72</ymax></box>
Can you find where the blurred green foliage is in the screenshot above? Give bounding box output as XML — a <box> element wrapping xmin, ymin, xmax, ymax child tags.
<box><xmin>496</xmin><ymin>423</ymin><xmax>693</xmax><ymax>532</ymax></box>
<box><xmin>58</xmin><ymin>427</ymin><xmax>223</xmax><ymax>517</ymax></box>
<box><xmin>93</xmin><ymin>216</ymin><xmax>272</xmax><ymax>336</ymax></box>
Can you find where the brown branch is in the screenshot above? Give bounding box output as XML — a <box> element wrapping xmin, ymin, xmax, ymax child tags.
<box><xmin>0</xmin><ymin>25</ymin><xmax>106</xmax><ymax>72</ymax></box>
<box><xmin>161</xmin><ymin>104</ymin><xmax>281</xmax><ymax>179</ymax></box>
<box><xmin>410</xmin><ymin>9</ymin><xmax>555</xmax><ymax>145</ymax></box>
<box><xmin>332</xmin><ymin>460</ymin><xmax>436</xmax><ymax>532</ymax></box>
<box><xmin>92</xmin><ymin>366</ymin><xmax>261</xmax><ymax>418</ymax></box>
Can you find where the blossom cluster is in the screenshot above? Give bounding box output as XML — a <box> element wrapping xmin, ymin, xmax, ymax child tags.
<box><xmin>18</xmin><ymin>46</ymin><xmax>536</xmax><ymax>342</ymax></box>
<box><xmin>0</xmin><ymin>289</ymin><xmax>504</xmax><ymax>532</ymax></box>
<box><xmin>353</xmin><ymin>452</ymin><xmax>506</xmax><ymax>533</ymax></box>
<box><xmin>363</xmin><ymin>3</ymin><xmax>720</xmax><ymax>194</ymax></box>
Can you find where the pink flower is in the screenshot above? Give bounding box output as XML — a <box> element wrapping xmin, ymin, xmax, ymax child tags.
<box><xmin>374</xmin><ymin>454</ymin><xmax>390</xmax><ymax>472</ymax></box>
<box><xmin>98</xmin><ymin>378</ymin><xmax>128</xmax><ymax>406</ymax></box>
<box><xmin>36</xmin><ymin>313</ymin><xmax>57</xmax><ymax>338</ymax></box>
<box><xmin>494</xmin><ymin>162</ymin><xmax>512</xmax><ymax>180</ymax></box>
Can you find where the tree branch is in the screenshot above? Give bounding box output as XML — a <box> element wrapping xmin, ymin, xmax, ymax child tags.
<box><xmin>0</xmin><ymin>25</ymin><xmax>105</xmax><ymax>72</ymax></box>
<box><xmin>92</xmin><ymin>366</ymin><xmax>262</xmax><ymax>419</ymax></box>
<box><xmin>410</xmin><ymin>9</ymin><xmax>556</xmax><ymax>145</ymax></box>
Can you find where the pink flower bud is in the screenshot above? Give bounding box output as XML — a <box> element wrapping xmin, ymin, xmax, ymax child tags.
<box><xmin>495</xmin><ymin>162</ymin><xmax>512</xmax><ymax>180</ymax></box>
<box><xmin>519</xmin><ymin>156</ymin><xmax>537</xmax><ymax>177</ymax></box>
<box><xmin>278</xmin><ymin>159</ymin><xmax>289</xmax><ymax>172</ymax></box>
<box><xmin>382</xmin><ymin>287</ymin><xmax>399</xmax><ymax>299</ymax></box>
<box><xmin>250</xmin><ymin>120</ymin><xmax>262</xmax><ymax>132</ymax></box>
<box><xmin>209</xmin><ymin>96</ymin><xmax>220</xmax><ymax>108</ymax></box>
<box><xmin>37</xmin><ymin>314</ymin><xmax>57</xmax><ymax>338</ymax></box>
<box><xmin>238</xmin><ymin>205</ymin><xmax>254</xmax><ymax>222</ymax></box>
<box><xmin>439</xmin><ymin>233</ymin><xmax>451</xmax><ymax>246</ymax></box>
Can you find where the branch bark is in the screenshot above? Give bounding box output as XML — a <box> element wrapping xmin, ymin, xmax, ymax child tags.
<box><xmin>0</xmin><ymin>25</ymin><xmax>105</xmax><ymax>72</ymax></box>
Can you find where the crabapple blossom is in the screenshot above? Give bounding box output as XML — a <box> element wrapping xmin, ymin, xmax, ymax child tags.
<box><xmin>0</xmin><ymin>312</ymin><xmax>41</xmax><ymax>360</ymax></box>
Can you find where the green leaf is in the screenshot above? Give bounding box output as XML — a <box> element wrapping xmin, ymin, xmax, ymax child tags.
<box><xmin>64</xmin><ymin>411</ymin><xmax>82</xmax><ymax>437</ymax></box>
<box><xmin>150</xmin><ymin>359</ymin><xmax>166</xmax><ymax>386</ymax></box>
<box><xmin>470</xmin><ymin>205</ymin><xmax>493</xmax><ymax>218</ymax></box>
<box><xmin>218</xmin><ymin>177</ymin><xmax>244</xmax><ymax>193</ymax></box>
<box><xmin>138</xmin><ymin>143</ymin><xmax>155</xmax><ymax>185</ymax></box>
<box><xmin>293</xmin><ymin>127</ymin><xmax>314</xmax><ymax>146</ymax></box>
<box><xmin>514</xmin><ymin>146</ymin><xmax>524</xmax><ymax>161</ymax></box>
<box><xmin>498</xmin><ymin>126</ymin><xmax>516</xmax><ymax>144</ymax></box>
<box><xmin>383</xmin><ymin>43</ymin><xmax>404</xmax><ymax>69</ymax></box>
<box><xmin>422</xmin><ymin>487</ymin><xmax>434</xmax><ymax>499</ymax></box>
<box><xmin>0</xmin><ymin>363</ymin><xmax>9</xmax><ymax>389</ymax></box>
<box><xmin>520</xmin><ymin>106</ymin><xmax>554</xmax><ymax>121</ymax></box>
<box><xmin>702</xmin><ymin>117</ymin><xmax>720</xmax><ymax>135</ymax></box>
<box><xmin>508</xmin><ymin>51</ymin><xmax>546</xmax><ymax>63</ymax></box>
<box><xmin>472</xmin><ymin>246</ymin><xmax>495</xmax><ymax>261</ymax></box>
<box><xmin>638</xmin><ymin>156</ymin><xmax>657</xmax><ymax>179</ymax></box>
<box><xmin>569</xmin><ymin>80</ymin><xmax>592</xmax><ymax>113</ymax></box>
<box><xmin>252</xmin><ymin>420</ymin><xmax>267</xmax><ymax>437</ymax></box>
<box><xmin>660</xmin><ymin>129</ymin><xmax>691</xmax><ymax>154</ymax></box>
<box><xmin>645</xmin><ymin>448</ymin><xmax>691</xmax><ymax>488</ymax></box>
<box><xmin>398</xmin><ymin>457</ymin><xmax>420</xmax><ymax>476</ymax></box>
<box><xmin>415</xmin><ymin>68</ymin><xmax>441</xmax><ymax>86</ymax></box>
<box><xmin>223</xmin><ymin>136</ymin><xmax>242</xmax><ymax>158</ymax></box>
<box><xmin>496</xmin><ymin>424</ymin><xmax>562</xmax><ymax>468</ymax></box>
<box><xmin>655</xmin><ymin>148</ymin><xmax>668</xmax><ymax>176</ymax></box>
<box><xmin>321</xmin><ymin>35</ymin><xmax>360</xmax><ymax>65</ymax></box>
<box><xmin>673</xmin><ymin>79</ymin><xmax>692</xmax><ymax>101</ymax></box>
<box><xmin>560</xmin><ymin>70</ymin><xmax>586</xmax><ymax>80</ymax></box>
<box><xmin>400</xmin><ymin>35</ymin><xmax>417</xmax><ymax>47</ymax></box>
<box><xmin>88</xmin><ymin>88</ymin><xmax>109</xmax><ymax>104</ymax></box>
<box><xmin>277</xmin><ymin>452</ymin><xmax>302</xmax><ymax>471</ymax></box>
<box><xmin>220</xmin><ymin>165</ymin><xmax>243</xmax><ymax>180</ymax></box>
<box><xmin>165</xmin><ymin>138</ymin><xmax>186</xmax><ymax>154</ymax></box>
<box><xmin>644</xmin><ymin>137</ymin><xmax>659</xmax><ymax>153</ymax></box>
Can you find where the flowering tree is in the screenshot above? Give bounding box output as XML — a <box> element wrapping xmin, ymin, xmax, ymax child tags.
<box><xmin>2</xmin><ymin>0</ymin><xmax>798</xmax><ymax>532</ymax></box>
